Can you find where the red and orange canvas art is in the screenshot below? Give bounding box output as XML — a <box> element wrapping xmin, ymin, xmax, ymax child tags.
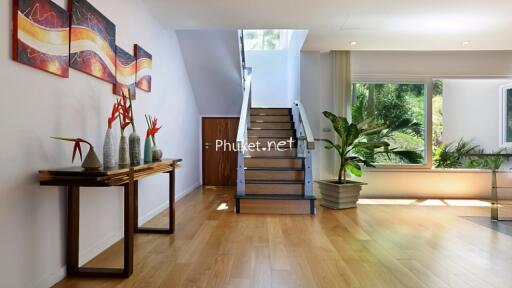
<box><xmin>114</xmin><ymin>46</ymin><xmax>136</xmax><ymax>98</ymax></box>
<box><xmin>70</xmin><ymin>0</ymin><xmax>116</xmax><ymax>83</ymax></box>
<box><xmin>13</xmin><ymin>0</ymin><xmax>70</xmax><ymax>78</ymax></box>
<box><xmin>135</xmin><ymin>45</ymin><xmax>152</xmax><ymax>92</ymax></box>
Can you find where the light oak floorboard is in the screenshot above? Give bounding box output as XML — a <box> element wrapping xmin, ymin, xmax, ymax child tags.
<box><xmin>54</xmin><ymin>187</ymin><xmax>512</xmax><ymax>288</ymax></box>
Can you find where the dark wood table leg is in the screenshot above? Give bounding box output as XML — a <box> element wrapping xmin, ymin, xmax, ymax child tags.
<box><xmin>123</xmin><ymin>171</ymin><xmax>134</xmax><ymax>277</ymax></box>
<box><xmin>169</xmin><ymin>169</ymin><xmax>176</xmax><ymax>233</ymax></box>
<box><xmin>66</xmin><ymin>186</ymin><xmax>80</xmax><ymax>276</ymax></box>
<box><xmin>65</xmin><ymin>177</ymin><xmax>134</xmax><ymax>278</ymax></box>
<box><xmin>134</xmin><ymin>167</ymin><xmax>175</xmax><ymax>234</ymax></box>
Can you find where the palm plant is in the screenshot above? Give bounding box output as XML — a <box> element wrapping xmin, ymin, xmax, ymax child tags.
<box><xmin>433</xmin><ymin>139</ymin><xmax>480</xmax><ymax>168</ymax></box>
<box><xmin>321</xmin><ymin>111</ymin><xmax>423</xmax><ymax>184</ymax></box>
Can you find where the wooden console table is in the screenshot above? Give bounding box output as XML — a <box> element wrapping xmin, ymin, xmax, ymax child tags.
<box><xmin>39</xmin><ymin>159</ymin><xmax>182</xmax><ymax>278</ymax></box>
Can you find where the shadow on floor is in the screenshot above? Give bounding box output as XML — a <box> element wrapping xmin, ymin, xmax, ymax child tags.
<box><xmin>462</xmin><ymin>216</ymin><xmax>512</xmax><ymax>236</ymax></box>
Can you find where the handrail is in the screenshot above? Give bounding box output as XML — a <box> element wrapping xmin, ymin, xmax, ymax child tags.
<box><xmin>236</xmin><ymin>73</ymin><xmax>252</xmax><ymax>146</ymax></box>
<box><xmin>294</xmin><ymin>101</ymin><xmax>315</xmax><ymax>150</ymax></box>
<box><xmin>292</xmin><ymin>100</ymin><xmax>315</xmax><ymax>198</ymax></box>
<box><xmin>236</xmin><ymin>72</ymin><xmax>251</xmax><ymax>197</ymax></box>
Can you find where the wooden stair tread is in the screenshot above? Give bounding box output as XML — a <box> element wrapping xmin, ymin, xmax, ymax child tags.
<box><xmin>245</xmin><ymin>179</ymin><xmax>304</xmax><ymax>184</ymax></box>
<box><xmin>245</xmin><ymin>156</ymin><xmax>304</xmax><ymax>159</ymax></box>
<box><xmin>237</xmin><ymin>194</ymin><xmax>315</xmax><ymax>200</ymax></box>
<box><xmin>251</xmin><ymin>120</ymin><xmax>293</xmax><ymax>123</ymax></box>
<box><xmin>245</xmin><ymin>167</ymin><xmax>304</xmax><ymax>171</ymax></box>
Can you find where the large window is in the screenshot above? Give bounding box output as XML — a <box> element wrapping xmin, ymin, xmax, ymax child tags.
<box><xmin>243</xmin><ymin>30</ymin><xmax>288</xmax><ymax>50</ymax></box>
<box><xmin>351</xmin><ymin>82</ymin><xmax>427</xmax><ymax>164</ymax></box>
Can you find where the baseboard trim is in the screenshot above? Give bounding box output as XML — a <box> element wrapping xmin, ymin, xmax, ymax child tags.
<box><xmin>32</xmin><ymin>266</ymin><xmax>66</xmax><ymax>288</ymax></box>
<box><xmin>79</xmin><ymin>228</ymin><xmax>124</xmax><ymax>266</ymax></box>
<box><xmin>37</xmin><ymin>182</ymin><xmax>201</xmax><ymax>288</ymax></box>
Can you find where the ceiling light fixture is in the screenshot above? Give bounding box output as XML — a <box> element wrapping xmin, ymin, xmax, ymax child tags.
<box><xmin>350</xmin><ymin>41</ymin><xmax>358</xmax><ymax>46</ymax></box>
<box><xmin>462</xmin><ymin>41</ymin><xmax>471</xmax><ymax>46</ymax></box>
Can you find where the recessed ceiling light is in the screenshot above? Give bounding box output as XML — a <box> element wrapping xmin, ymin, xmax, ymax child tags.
<box><xmin>350</xmin><ymin>41</ymin><xmax>358</xmax><ymax>46</ymax></box>
<box><xmin>462</xmin><ymin>41</ymin><xmax>471</xmax><ymax>46</ymax></box>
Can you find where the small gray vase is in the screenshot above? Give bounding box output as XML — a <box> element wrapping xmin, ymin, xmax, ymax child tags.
<box><xmin>82</xmin><ymin>147</ymin><xmax>102</xmax><ymax>170</ymax></box>
<box><xmin>103</xmin><ymin>128</ymin><xmax>115</xmax><ymax>168</ymax></box>
<box><xmin>152</xmin><ymin>146</ymin><xmax>163</xmax><ymax>161</ymax></box>
<box><xmin>129</xmin><ymin>131</ymin><xmax>141</xmax><ymax>166</ymax></box>
<box><xmin>119</xmin><ymin>135</ymin><xmax>130</xmax><ymax>166</ymax></box>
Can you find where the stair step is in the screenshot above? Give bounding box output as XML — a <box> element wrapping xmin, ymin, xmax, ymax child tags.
<box><xmin>245</xmin><ymin>169</ymin><xmax>304</xmax><ymax>181</ymax></box>
<box><xmin>245</xmin><ymin>158</ymin><xmax>303</xmax><ymax>169</ymax></box>
<box><xmin>251</xmin><ymin>122</ymin><xmax>293</xmax><ymax>129</ymax></box>
<box><xmin>250</xmin><ymin>108</ymin><xmax>291</xmax><ymax>116</ymax></box>
<box><xmin>252</xmin><ymin>115</ymin><xmax>291</xmax><ymax>122</ymax></box>
<box><xmin>248</xmin><ymin>129</ymin><xmax>294</xmax><ymax>137</ymax></box>
<box><xmin>245</xmin><ymin>182</ymin><xmax>304</xmax><ymax>195</ymax></box>
<box><xmin>236</xmin><ymin>195</ymin><xmax>315</xmax><ymax>214</ymax></box>
<box><xmin>247</xmin><ymin>148</ymin><xmax>296</xmax><ymax>157</ymax></box>
<box><xmin>247</xmin><ymin>137</ymin><xmax>296</xmax><ymax>147</ymax></box>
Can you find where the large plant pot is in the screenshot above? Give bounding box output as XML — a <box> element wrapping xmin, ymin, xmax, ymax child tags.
<box><xmin>316</xmin><ymin>180</ymin><xmax>366</xmax><ymax>209</ymax></box>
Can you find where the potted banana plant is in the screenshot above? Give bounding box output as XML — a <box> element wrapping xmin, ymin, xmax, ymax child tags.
<box><xmin>317</xmin><ymin>111</ymin><xmax>423</xmax><ymax>209</ymax></box>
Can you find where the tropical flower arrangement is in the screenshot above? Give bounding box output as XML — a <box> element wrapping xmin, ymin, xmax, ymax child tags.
<box><xmin>145</xmin><ymin>115</ymin><xmax>161</xmax><ymax>145</ymax></box>
<box><xmin>144</xmin><ymin>114</ymin><xmax>163</xmax><ymax>162</ymax></box>
<box><xmin>118</xmin><ymin>93</ymin><xmax>134</xmax><ymax>136</ymax></box>
<box><xmin>51</xmin><ymin>88</ymin><xmax>163</xmax><ymax>169</ymax></box>
<box><xmin>51</xmin><ymin>137</ymin><xmax>101</xmax><ymax>169</ymax></box>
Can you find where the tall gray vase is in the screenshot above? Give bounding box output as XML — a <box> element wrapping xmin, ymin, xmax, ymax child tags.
<box><xmin>118</xmin><ymin>135</ymin><xmax>130</xmax><ymax>166</ymax></box>
<box><xmin>103</xmin><ymin>128</ymin><xmax>115</xmax><ymax>168</ymax></box>
<box><xmin>129</xmin><ymin>131</ymin><xmax>141</xmax><ymax>166</ymax></box>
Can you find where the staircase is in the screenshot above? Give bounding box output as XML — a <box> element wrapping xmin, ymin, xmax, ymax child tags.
<box><xmin>235</xmin><ymin>99</ymin><xmax>316</xmax><ymax>214</ymax></box>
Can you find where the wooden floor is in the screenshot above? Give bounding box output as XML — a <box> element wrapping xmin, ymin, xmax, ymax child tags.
<box><xmin>55</xmin><ymin>186</ymin><xmax>512</xmax><ymax>288</ymax></box>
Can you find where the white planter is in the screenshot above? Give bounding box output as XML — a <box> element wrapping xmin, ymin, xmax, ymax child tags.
<box><xmin>316</xmin><ymin>180</ymin><xmax>366</xmax><ymax>209</ymax></box>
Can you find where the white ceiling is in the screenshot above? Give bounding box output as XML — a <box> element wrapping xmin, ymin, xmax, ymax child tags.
<box><xmin>142</xmin><ymin>0</ymin><xmax>512</xmax><ymax>51</ymax></box>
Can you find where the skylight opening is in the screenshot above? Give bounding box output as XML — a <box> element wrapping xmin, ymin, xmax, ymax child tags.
<box><xmin>243</xmin><ymin>29</ymin><xmax>289</xmax><ymax>51</ymax></box>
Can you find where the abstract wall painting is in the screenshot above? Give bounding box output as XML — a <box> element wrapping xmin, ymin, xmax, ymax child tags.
<box><xmin>13</xmin><ymin>0</ymin><xmax>70</xmax><ymax>78</ymax></box>
<box><xmin>114</xmin><ymin>46</ymin><xmax>136</xmax><ymax>98</ymax></box>
<box><xmin>70</xmin><ymin>0</ymin><xmax>116</xmax><ymax>83</ymax></box>
<box><xmin>135</xmin><ymin>45</ymin><xmax>152</xmax><ymax>92</ymax></box>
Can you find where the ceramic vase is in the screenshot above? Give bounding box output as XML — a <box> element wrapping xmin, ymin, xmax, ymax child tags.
<box><xmin>82</xmin><ymin>147</ymin><xmax>102</xmax><ymax>170</ymax></box>
<box><xmin>118</xmin><ymin>135</ymin><xmax>130</xmax><ymax>166</ymax></box>
<box><xmin>103</xmin><ymin>128</ymin><xmax>115</xmax><ymax>168</ymax></box>
<box><xmin>152</xmin><ymin>146</ymin><xmax>163</xmax><ymax>161</ymax></box>
<box><xmin>129</xmin><ymin>131</ymin><xmax>141</xmax><ymax>166</ymax></box>
<box><xmin>144</xmin><ymin>137</ymin><xmax>153</xmax><ymax>163</ymax></box>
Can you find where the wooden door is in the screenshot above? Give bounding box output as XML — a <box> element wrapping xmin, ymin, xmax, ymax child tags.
<box><xmin>202</xmin><ymin>117</ymin><xmax>239</xmax><ymax>186</ymax></box>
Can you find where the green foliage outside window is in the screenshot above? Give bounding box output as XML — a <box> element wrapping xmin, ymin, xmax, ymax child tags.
<box><xmin>351</xmin><ymin>83</ymin><xmax>426</xmax><ymax>164</ymax></box>
<box><xmin>243</xmin><ymin>30</ymin><xmax>283</xmax><ymax>50</ymax></box>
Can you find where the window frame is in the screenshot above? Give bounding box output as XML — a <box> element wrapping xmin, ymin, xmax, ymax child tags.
<box><xmin>349</xmin><ymin>76</ymin><xmax>433</xmax><ymax>169</ymax></box>
<box><xmin>499</xmin><ymin>83</ymin><xmax>512</xmax><ymax>147</ymax></box>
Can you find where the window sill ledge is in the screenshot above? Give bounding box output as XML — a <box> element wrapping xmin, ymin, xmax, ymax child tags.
<box><xmin>362</xmin><ymin>168</ymin><xmax>492</xmax><ymax>173</ymax></box>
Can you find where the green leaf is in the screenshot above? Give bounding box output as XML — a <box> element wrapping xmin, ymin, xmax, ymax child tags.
<box><xmin>390</xmin><ymin>150</ymin><xmax>423</xmax><ymax>164</ymax></box>
<box><xmin>322</xmin><ymin>111</ymin><xmax>349</xmax><ymax>144</ymax></box>
<box><xmin>346</xmin><ymin>162</ymin><xmax>362</xmax><ymax>177</ymax></box>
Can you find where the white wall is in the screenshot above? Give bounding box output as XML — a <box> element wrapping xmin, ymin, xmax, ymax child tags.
<box><xmin>246</xmin><ymin>50</ymin><xmax>289</xmax><ymax>107</ymax></box>
<box><xmin>287</xmin><ymin>30</ymin><xmax>308</xmax><ymax>104</ymax></box>
<box><xmin>0</xmin><ymin>0</ymin><xmax>200</xmax><ymax>287</ymax></box>
<box><xmin>352</xmin><ymin>51</ymin><xmax>512</xmax><ymax>78</ymax></box>
<box><xmin>301</xmin><ymin>52</ymin><xmax>336</xmax><ymax>180</ymax></box>
<box><xmin>301</xmin><ymin>50</ymin><xmax>512</xmax><ymax>199</ymax></box>
<box><xmin>246</xmin><ymin>30</ymin><xmax>307</xmax><ymax>108</ymax></box>
<box><xmin>443</xmin><ymin>79</ymin><xmax>512</xmax><ymax>150</ymax></box>
<box><xmin>176</xmin><ymin>30</ymin><xmax>243</xmax><ymax>116</ymax></box>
